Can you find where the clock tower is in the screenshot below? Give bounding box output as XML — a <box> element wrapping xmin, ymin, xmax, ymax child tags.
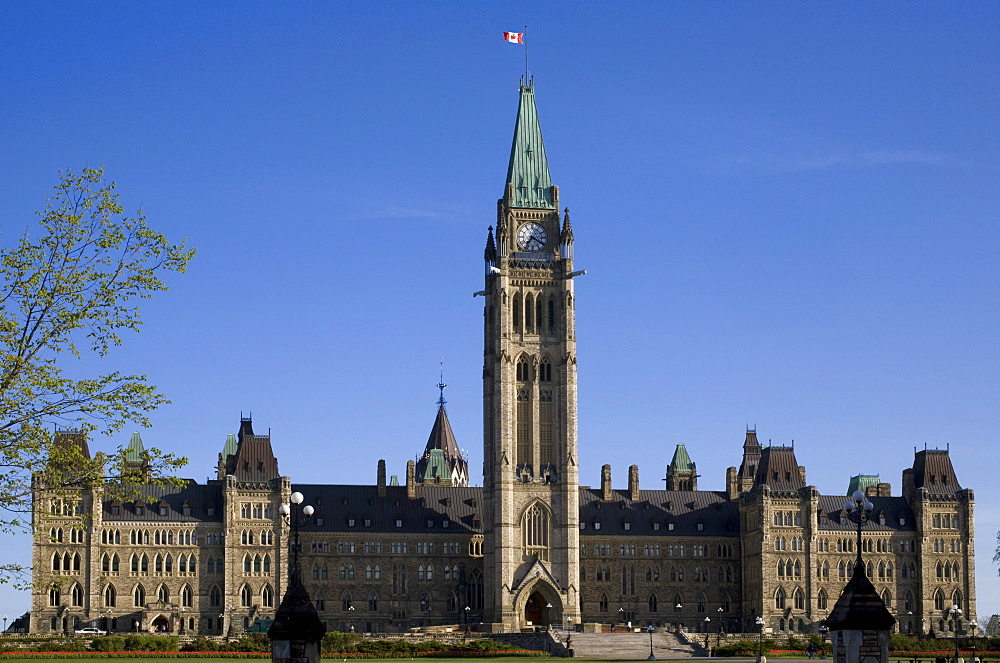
<box><xmin>481</xmin><ymin>78</ymin><xmax>581</xmax><ymax>631</ymax></box>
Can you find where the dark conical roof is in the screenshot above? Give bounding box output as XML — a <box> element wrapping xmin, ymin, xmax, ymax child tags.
<box><xmin>826</xmin><ymin>562</ymin><xmax>896</xmax><ymax>630</ymax></box>
<box><xmin>415</xmin><ymin>404</ymin><xmax>468</xmax><ymax>486</ymax></box>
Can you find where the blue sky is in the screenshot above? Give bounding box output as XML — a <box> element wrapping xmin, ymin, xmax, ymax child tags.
<box><xmin>1</xmin><ymin>1</ymin><xmax>998</xmax><ymax>623</ymax></box>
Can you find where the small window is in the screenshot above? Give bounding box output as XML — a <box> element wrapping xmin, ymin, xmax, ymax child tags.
<box><xmin>442</xmin><ymin>519</ymin><xmax>450</xmax><ymax>528</ymax></box>
<box><xmin>427</xmin><ymin>520</ymin><xmax>434</xmax><ymax>528</ymax></box>
<box><xmin>316</xmin><ymin>518</ymin><xmax>324</xmax><ymax>527</ymax></box>
<box><xmin>396</xmin><ymin>519</ymin><xmax>403</xmax><ymax>528</ymax></box>
<box><xmin>206</xmin><ymin>505</ymin><xmax>216</xmax><ymax>516</ymax></box>
<box><xmin>580</xmin><ymin>522</ymin><xmax>586</xmax><ymax>530</ymax></box>
<box><xmin>159</xmin><ymin>506</ymin><xmax>168</xmax><ymax>516</ymax></box>
<box><xmin>624</xmin><ymin>522</ymin><xmax>631</xmax><ymax>531</ymax></box>
<box><xmin>364</xmin><ymin>518</ymin><xmax>372</xmax><ymax>527</ymax></box>
<box><xmin>697</xmin><ymin>523</ymin><xmax>704</xmax><ymax>531</ymax></box>
<box><xmin>594</xmin><ymin>522</ymin><xmax>601</xmax><ymax>530</ymax></box>
<box><xmin>348</xmin><ymin>519</ymin><xmax>356</xmax><ymax>527</ymax></box>
<box><xmin>136</xmin><ymin>504</ymin><xmax>145</xmax><ymax>516</ymax></box>
<box><xmin>111</xmin><ymin>505</ymin><xmax>120</xmax><ymax>516</ymax></box>
<box><xmin>653</xmin><ymin>523</ymin><xmax>660</xmax><ymax>531</ymax></box>
<box><xmin>668</xmin><ymin>523</ymin><xmax>675</xmax><ymax>531</ymax></box>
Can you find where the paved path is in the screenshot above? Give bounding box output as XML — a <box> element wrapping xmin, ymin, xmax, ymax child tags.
<box><xmin>564</xmin><ymin>631</ymin><xmax>698</xmax><ymax>660</ymax></box>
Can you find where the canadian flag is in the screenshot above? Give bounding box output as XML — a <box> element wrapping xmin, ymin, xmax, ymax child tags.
<box><xmin>503</xmin><ymin>32</ymin><xmax>524</xmax><ymax>44</ymax></box>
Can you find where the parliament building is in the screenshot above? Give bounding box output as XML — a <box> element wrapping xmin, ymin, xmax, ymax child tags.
<box><xmin>32</xmin><ymin>80</ymin><xmax>976</xmax><ymax>638</ymax></box>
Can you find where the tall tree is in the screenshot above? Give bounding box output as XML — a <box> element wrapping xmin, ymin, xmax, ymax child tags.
<box><xmin>0</xmin><ymin>168</ymin><xmax>194</xmax><ymax>582</ymax></box>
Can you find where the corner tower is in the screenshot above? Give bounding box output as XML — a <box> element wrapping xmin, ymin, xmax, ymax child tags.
<box><xmin>482</xmin><ymin>78</ymin><xmax>581</xmax><ymax>631</ymax></box>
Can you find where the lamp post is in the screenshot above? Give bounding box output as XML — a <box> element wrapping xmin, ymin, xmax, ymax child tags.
<box><xmin>348</xmin><ymin>604</ymin><xmax>356</xmax><ymax>632</ymax></box>
<box><xmin>948</xmin><ymin>605</ymin><xmax>963</xmax><ymax>663</ymax></box>
<box><xmin>704</xmin><ymin>617</ymin><xmax>711</xmax><ymax>652</ymax></box>
<box><xmin>647</xmin><ymin>623</ymin><xmax>655</xmax><ymax>661</ymax></box>
<box><xmin>843</xmin><ymin>490</ymin><xmax>874</xmax><ymax>579</ymax></box>
<box><xmin>219</xmin><ymin>613</ymin><xmax>225</xmax><ymax>635</ymax></box>
<box><xmin>717</xmin><ymin>607</ymin><xmax>724</xmax><ymax>649</ymax></box>
<box><xmin>269</xmin><ymin>491</ymin><xmax>324</xmax><ymax>663</ymax></box>
<box><xmin>104</xmin><ymin>609</ymin><xmax>111</xmax><ymax>635</ymax></box>
<box><xmin>755</xmin><ymin>616</ymin><xmax>766</xmax><ymax>663</ymax></box>
<box><xmin>464</xmin><ymin>606</ymin><xmax>471</xmax><ymax>639</ymax></box>
<box><xmin>619</xmin><ymin>606</ymin><xmax>624</xmax><ymax>632</ymax></box>
<box><xmin>676</xmin><ymin>604</ymin><xmax>682</xmax><ymax>633</ymax></box>
<box><xmin>179</xmin><ymin>606</ymin><xmax>186</xmax><ymax>635</ymax></box>
<box><xmin>3</xmin><ymin>614</ymin><xmax>7</xmax><ymax>634</ymax></box>
<box><xmin>968</xmin><ymin>619</ymin><xmax>978</xmax><ymax>663</ymax></box>
<box><xmin>818</xmin><ymin>623</ymin><xmax>828</xmax><ymax>660</ymax></box>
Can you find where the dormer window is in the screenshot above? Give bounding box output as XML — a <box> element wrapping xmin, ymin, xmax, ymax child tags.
<box><xmin>395</xmin><ymin>519</ymin><xmax>403</xmax><ymax>528</ymax></box>
<box><xmin>347</xmin><ymin>518</ymin><xmax>356</xmax><ymax>527</ymax></box>
<box><xmin>426</xmin><ymin>519</ymin><xmax>434</xmax><ymax>528</ymax></box>
<box><xmin>623</xmin><ymin>522</ymin><xmax>631</xmax><ymax>531</ymax></box>
<box><xmin>593</xmin><ymin>521</ymin><xmax>601</xmax><ymax>530</ymax></box>
<box><xmin>668</xmin><ymin>523</ymin><xmax>675</xmax><ymax>531</ymax></box>
<box><xmin>364</xmin><ymin>518</ymin><xmax>372</xmax><ymax>527</ymax></box>
<box><xmin>579</xmin><ymin>522</ymin><xmax>586</xmax><ymax>530</ymax></box>
<box><xmin>442</xmin><ymin>519</ymin><xmax>450</xmax><ymax>528</ymax></box>
<box><xmin>653</xmin><ymin>522</ymin><xmax>660</xmax><ymax>531</ymax></box>
<box><xmin>697</xmin><ymin>523</ymin><xmax>704</xmax><ymax>531</ymax></box>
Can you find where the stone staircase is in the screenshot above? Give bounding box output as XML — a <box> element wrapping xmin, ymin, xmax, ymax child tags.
<box><xmin>562</xmin><ymin>631</ymin><xmax>698</xmax><ymax>660</ymax></box>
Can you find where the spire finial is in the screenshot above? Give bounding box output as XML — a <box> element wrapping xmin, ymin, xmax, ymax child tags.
<box><xmin>437</xmin><ymin>357</ymin><xmax>447</xmax><ymax>408</ymax></box>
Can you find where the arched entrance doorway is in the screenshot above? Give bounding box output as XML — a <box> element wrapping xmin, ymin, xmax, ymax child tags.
<box><xmin>524</xmin><ymin>592</ymin><xmax>552</xmax><ymax>628</ymax></box>
<box><xmin>151</xmin><ymin>615</ymin><xmax>170</xmax><ymax>633</ymax></box>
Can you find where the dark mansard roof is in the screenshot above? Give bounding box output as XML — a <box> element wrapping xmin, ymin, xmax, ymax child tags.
<box><xmin>292</xmin><ymin>484</ymin><xmax>485</xmax><ymax>534</ymax></box>
<box><xmin>910</xmin><ymin>448</ymin><xmax>961</xmax><ymax>494</ymax></box>
<box><xmin>753</xmin><ymin>445</ymin><xmax>805</xmax><ymax>492</ymax></box>
<box><xmin>579</xmin><ymin>489</ymin><xmax>740</xmax><ymax>537</ymax></box>
<box><xmin>102</xmin><ymin>480</ymin><xmax>224</xmax><ymax>523</ymax></box>
<box><xmin>816</xmin><ymin>495</ymin><xmax>916</xmax><ymax>533</ymax></box>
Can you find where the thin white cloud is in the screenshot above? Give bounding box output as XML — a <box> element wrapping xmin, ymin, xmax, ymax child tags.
<box><xmin>723</xmin><ymin>149</ymin><xmax>951</xmax><ymax>172</ymax></box>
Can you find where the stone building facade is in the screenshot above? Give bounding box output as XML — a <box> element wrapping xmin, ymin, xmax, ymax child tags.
<box><xmin>31</xmin><ymin>80</ymin><xmax>975</xmax><ymax>638</ymax></box>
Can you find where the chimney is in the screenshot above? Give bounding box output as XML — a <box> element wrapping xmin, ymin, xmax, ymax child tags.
<box><xmin>601</xmin><ymin>464</ymin><xmax>612</xmax><ymax>501</ymax></box>
<box><xmin>628</xmin><ymin>465</ymin><xmax>640</xmax><ymax>501</ymax></box>
<box><xmin>726</xmin><ymin>467</ymin><xmax>739</xmax><ymax>500</ymax></box>
<box><xmin>377</xmin><ymin>459</ymin><xmax>387</xmax><ymax>497</ymax></box>
<box><xmin>406</xmin><ymin>460</ymin><xmax>416</xmax><ymax>499</ymax></box>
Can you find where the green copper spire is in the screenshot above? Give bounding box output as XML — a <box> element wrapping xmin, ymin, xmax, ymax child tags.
<box><xmin>505</xmin><ymin>79</ymin><xmax>555</xmax><ymax>209</ymax></box>
<box><xmin>125</xmin><ymin>432</ymin><xmax>146</xmax><ymax>462</ymax></box>
<box><xmin>669</xmin><ymin>443</ymin><xmax>694</xmax><ymax>472</ymax></box>
<box><xmin>221</xmin><ymin>433</ymin><xmax>238</xmax><ymax>459</ymax></box>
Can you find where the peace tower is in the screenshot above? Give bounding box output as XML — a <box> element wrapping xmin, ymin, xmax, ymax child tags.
<box><xmin>481</xmin><ymin>78</ymin><xmax>582</xmax><ymax>630</ymax></box>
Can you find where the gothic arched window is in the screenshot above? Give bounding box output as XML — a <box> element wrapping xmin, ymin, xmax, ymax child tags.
<box><xmin>522</xmin><ymin>502</ymin><xmax>551</xmax><ymax>561</ymax></box>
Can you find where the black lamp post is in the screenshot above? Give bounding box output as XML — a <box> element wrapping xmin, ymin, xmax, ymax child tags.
<box><xmin>969</xmin><ymin>619</ymin><xmax>978</xmax><ymax>663</ymax></box>
<box><xmin>949</xmin><ymin>605</ymin><xmax>963</xmax><ymax>663</ymax></box>
<box><xmin>268</xmin><ymin>491</ymin><xmax>324</xmax><ymax>663</ymax></box>
<box><xmin>464</xmin><ymin>606</ymin><xmax>471</xmax><ymax>639</ymax></box>
<box><xmin>676</xmin><ymin>604</ymin><xmax>682</xmax><ymax>633</ymax></box>
<box><xmin>843</xmin><ymin>490</ymin><xmax>874</xmax><ymax>579</ymax></box>
<box><xmin>647</xmin><ymin>624</ymin><xmax>655</xmax><ymax>661</ymax></box>
<box><xmin>755</xmin><ymin>616</ymin><xmax>766</xmax><ymax>663</ymax></box>
<box><xmin>818</xmin><ymin>623</ymin><xmax>828</xmax><ymax>660</ymax></box>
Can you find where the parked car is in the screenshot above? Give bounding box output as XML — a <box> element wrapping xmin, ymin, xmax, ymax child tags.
<box><xmin>74</xmin><ymin>627</ymin><xmax>107</xmax><ymax>635</ymax></box>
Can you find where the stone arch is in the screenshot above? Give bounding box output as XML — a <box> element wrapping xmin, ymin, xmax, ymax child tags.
<box><xmin>514</xmin><ymin>576</ymin><xmax>562</xmax><ymax>630</ymax></box>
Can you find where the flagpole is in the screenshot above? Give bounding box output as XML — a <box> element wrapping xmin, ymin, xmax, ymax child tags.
<box><xmin>524</xmin><ymin>25</ymin><xmax>529</xmax><ymax>83</ymax></box>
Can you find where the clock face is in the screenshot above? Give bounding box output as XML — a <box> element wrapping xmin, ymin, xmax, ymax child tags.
<box><xmin>517</xmin><ymin>223</ymin><xmax>548</xmax><ymax>251</ymax></box>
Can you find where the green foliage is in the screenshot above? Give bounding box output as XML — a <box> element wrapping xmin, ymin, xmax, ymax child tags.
<box><xmin>713</xmin><ymin>639</ymin><xmax>761</xmax><ymax>656</ymax></box>
<box><xmin>0</xmin><ymin>167</ymin><xmax>194</xmax><ymax>583</ymax></box>
<box><xmin>221</xmin><ymin>634</ymin><xmax>269</xmax><ymax>653</ymax></box>
<box><xmin>321</xmin><ymin>631</ymin><xmax>362</xmax><ymax>653</ymax></box>
<box><xmin>785</xmin><ymin>636</ymin><xmax>806</xmax><ymax>651</ymax></box>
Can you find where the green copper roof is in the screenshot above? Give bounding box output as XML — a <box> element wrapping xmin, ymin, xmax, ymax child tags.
<box><xmin>420</xmin><ymin>449</ymin><xmax>453</xmax><ymax>482</ymax></box>
<box><xmin>505</xmin><ymin>80</ymin><xmax>555</xmax><ymax>209</ymax></box>
<box><xmin>221</xmin><ymin>433</ymin><xmax>238</xmax><ymax>459</ymax></box>
<box><xmin>125</xmin><ymin>432</ymin><xmax>146</xmax><ymax>462</ymax></box>
<box><xmin>389</xmin><ymin>475</ymin><xmax>400</xmax><ymax>486</ymax></box>
<box><xmin>668</xmin><ymin>443</ymin><xmax>694</xmax><ymax>472</ymax></box>
<box><xmin>847</xmin><ymin>474</ymin><xmax>880</xmax><ymax>496</ymax></box>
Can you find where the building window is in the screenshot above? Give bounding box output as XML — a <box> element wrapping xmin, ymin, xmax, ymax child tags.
<box><xmin>521</xmin><ymin>502</ymin><xmax>551</xmax><ymax>561</ymax></box>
